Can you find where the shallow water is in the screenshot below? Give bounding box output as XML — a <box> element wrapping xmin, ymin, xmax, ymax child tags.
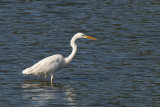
<box><xmin>0</xmin><ymin>0</ymin><xmax>160</xmax><ymax>106</ymax></box>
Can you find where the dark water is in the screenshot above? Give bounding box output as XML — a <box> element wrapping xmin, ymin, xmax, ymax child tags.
<box><xmin>0</xmin><ymin>0</ymin><xmax>160</xmax><ymax>106</ymax></box>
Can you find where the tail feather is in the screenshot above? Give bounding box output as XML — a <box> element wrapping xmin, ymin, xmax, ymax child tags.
<box><xmin>22</xmin><ymin>68</ymin><xmax>32</xmax><ymax>75</ymax></box>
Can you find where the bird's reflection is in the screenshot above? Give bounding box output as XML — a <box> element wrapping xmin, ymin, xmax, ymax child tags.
<box><xmin>21</xmin><ymin>81</ymin><xmax>76</xmax><ymax>106</ymax></box>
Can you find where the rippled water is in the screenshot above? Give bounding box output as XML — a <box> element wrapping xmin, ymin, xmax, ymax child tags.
<box><xmin>0</xmin><ymin>0</ymin><xmax>160</xmax><ymax>106</ymax></box>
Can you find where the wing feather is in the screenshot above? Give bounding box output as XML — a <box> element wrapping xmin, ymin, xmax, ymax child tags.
<box><xmin>22</xmin><ymin>54</ymin><xmax>65</xmax><ymax>75</ymax></box>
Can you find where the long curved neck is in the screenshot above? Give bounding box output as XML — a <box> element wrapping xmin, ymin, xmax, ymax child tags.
<box><xmin>65</xmin><ymin>36</ymin><xmax>78</xmax><ymax>65</ymax></box>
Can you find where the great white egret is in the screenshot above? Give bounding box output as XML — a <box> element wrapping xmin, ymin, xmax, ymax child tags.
<box><xmin>22</xmin><ymin>33</ymin><xmax>97</xmax><ymax>83</ymax></box>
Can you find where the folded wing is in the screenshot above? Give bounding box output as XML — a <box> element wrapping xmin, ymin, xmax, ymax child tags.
<box><xmin>22</xmin><ymin>54</ymin><xmax>65</xmax><ymax>75</ymax></box>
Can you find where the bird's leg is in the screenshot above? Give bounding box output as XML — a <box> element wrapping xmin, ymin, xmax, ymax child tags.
<box><xmin>51</xmin><ymin>74</ymin><xmax>54</xmax><ymax>83</ymax></box>
<box><xmin>44</xmin><ymin>75</ymin><xmax>47</xmax><ymax>80</ymax></box>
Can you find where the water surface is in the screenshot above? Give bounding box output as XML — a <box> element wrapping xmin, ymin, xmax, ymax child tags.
<box><xmin>0</xmin><ymin>0</ymin><xmax>160</xmax><ymax>106</ymax></box>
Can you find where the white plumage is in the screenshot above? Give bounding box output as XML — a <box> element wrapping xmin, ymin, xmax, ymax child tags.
<box><xmin>22</xmin><ymin>54</ymin><xmax>65</xmax><ymax>75</ymax></box>
<box><xmin>22</xmin><ymin>33</ymin><xmax>97</xmax><ymax>83</ymax></box>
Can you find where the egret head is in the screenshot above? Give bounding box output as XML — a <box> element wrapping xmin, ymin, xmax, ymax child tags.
<box><xmin>75</xmin><ymin>32</ymin><xmax>97</xmax><ymax>40</ymax></box>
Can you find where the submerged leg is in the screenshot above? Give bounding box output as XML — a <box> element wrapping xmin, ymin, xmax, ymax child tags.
<box><xmin>51</xmin><ymin>74</ymin><xmax>54</xmax><ymax>83</ymax></box>
<box><xmin>44</xmin><ymin>75</ymin><xmax>48</xmax><ymax>80</ymax></box>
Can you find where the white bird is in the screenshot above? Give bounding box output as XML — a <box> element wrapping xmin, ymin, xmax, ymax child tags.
<box><xmin>22</xmin><ymin>33</ymin><xmax>97</xmax><ymax>83</ymax></box>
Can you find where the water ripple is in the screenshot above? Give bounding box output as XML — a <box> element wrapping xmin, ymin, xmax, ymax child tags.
<box><xmin>0</xmin><ymin>0</ymin><xmax>160</xmax><ymax>106</ymax></box>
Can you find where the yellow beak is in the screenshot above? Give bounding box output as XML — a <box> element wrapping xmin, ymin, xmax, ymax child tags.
<box><xmin>85</xmin><ymin>35</ymin><xmax>97</xmax><ymax>40</ymax></box>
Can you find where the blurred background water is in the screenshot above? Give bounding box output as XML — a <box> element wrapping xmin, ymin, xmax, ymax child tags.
<box><xmin>0</xmin><ymin>0</ymin><xmax>160</xmax><ymax>106</ymax></box>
